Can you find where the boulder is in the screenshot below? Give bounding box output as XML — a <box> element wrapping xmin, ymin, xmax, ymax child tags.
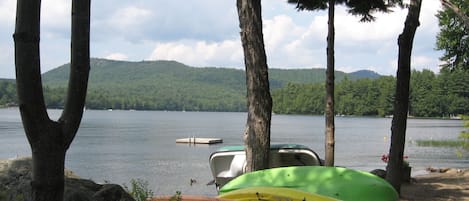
<box><xmin>370</xmin><ymin>169</ymin><xmax>387</xmax><ymax>179</ymax></box>
<box><xmin>0</xmin><ymin>157</ymin><xmax>135</xmax><ymax>201</ymax></box>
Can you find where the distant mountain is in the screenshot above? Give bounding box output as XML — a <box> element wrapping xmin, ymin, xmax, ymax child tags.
<box><xmin>38</xmin><ymin>58</ymin><xmax>381</xmax><ymax>111</ymax></box>
<box><xmin>349</xmin><ymin>70</ymin><xmax>381</xmax><ymax>79</ymax></box>
<box><xmin>42</xmin><ymin>58</ymin><xmax>380</xmax><ymax>87</ymax></box>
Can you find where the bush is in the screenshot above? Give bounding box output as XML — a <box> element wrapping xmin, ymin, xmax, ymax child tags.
<box><xmin>124</xmin><ymin>178</ymin><xmax>154</xmax><ymax>201</ymax></box>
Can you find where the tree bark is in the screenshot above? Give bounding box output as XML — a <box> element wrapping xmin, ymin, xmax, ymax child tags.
<box><xmin>386</xmin><ymin>0</ymin><xmax>422</xmax><ymax>194</ymax></box>
<box><xmin>324</xmin><ymin>0</ymin><xmax>335</xmax><ymax>167</ymax></box>
<box><xmin>61</xmin><ymin>0</ymin><xmax>91</xmax><ymax>146</ymax></box>
<box><xmin>13</xmin><ymin>0</ymin><xmax>90</xmax><ymax>200</ymax></box>
<box><xmin>237</xmin><ymin>0</ymin><xmax>272</xmax><ymax>172</ymax></box>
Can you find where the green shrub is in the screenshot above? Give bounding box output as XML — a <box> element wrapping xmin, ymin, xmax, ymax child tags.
<box><xmin>169</xmin><ymin>191</ymin><xmax>182</xmax><ymax>201</ymax></box>
<box><xmin>124</xmin><ymin>179</ymin><xmax>154</xmax><ymax>201</ymax></box>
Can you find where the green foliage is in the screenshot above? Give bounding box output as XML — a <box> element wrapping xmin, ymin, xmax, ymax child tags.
<box><xmin>272</xmin><ymin>82</ymin><xmax>325</xmax><ymax>114</ymax></box>
<box><xmin>0</xmin><ymin>190</ymin><xmax>6</xmax><ymax>201</ymax></box>
<box><xmin>37</xmin><ymin>58</ymin><xmax>366</xmax><ymax>112</ymax></box>
<box><xmin>415</xmin><ymin>115</ymin><xmax>468</xmax><ymax>158</ymax></box>
<box><xmin>2</xmin><ymin>58</ymin><xmax>466</xmax><ymax>117</ymax></box>
<box><xmin>287</xmin><ymin>0</ymin><xmax>403</xmax><ymax>22</ymax></box>
<box><xmin>0</xmin><ymin>79</ymin><xmax>17</xmax><ymax>107</ymax></box>
<box><xmin>124</xmin><ymin>179</ymin><xmax>153</xmax><ymax>201</ymax></box>
<box><xmin>273</xmin><ymin>76</ymin><xmax>397</xmax><ymax>116</ymax></box>
<box><xmin>415</xmin><ymin>140</ymin><xmax>465</xmax><ymax>148</ymax></box>
<box><xmin>169</xmin><ymin>191</ymin><xmax>182</xmax><ymax>201</ymax></box>
<box><xmin>460</xmin><ymin>115</ymin><xmax>469</xmax><ymax>149</ymax></box>
<box><xmin>273</xmin><ymin>70</ymin><xmax>469</xmax><ymax>117</ymax></box>
<box><xmin>436</xmin><ymin>0</ymin><xmax>469</xmax><ymax>71</ymax></box>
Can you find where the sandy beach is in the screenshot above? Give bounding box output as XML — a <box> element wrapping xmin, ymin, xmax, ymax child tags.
<box><xmin>400</xmin><ymin>168</ymin><xmax>469</xmax><ymax>201</ymax></box>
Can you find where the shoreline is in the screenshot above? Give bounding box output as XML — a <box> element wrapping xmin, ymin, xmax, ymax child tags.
<box><xmin>2</xmin><ymin>157</ymin><xmax>467</xmax><ymax>200</ymax></box>
<box><xmin>0</xmin><ymin>107</ymin><xmax>465</xmax><ymax>120</ymax></box>
<box><xmin>400</xmin><ymin>168</ymin><xmax>469</xmax><ymax>201</ymax></box>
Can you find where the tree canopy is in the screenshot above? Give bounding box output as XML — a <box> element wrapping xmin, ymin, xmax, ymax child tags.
<box><xmin>436</xmin><ymin>0</ymin><xmax>469</xmax><ymax>71</ymax></box>
<box><xmin>272</xmin><ymin>70</ymin><xmax>469</xmax><ymax>117</ymax></box>
<box><xmin>2</xmin><ymin>68</ymin><xmax>467</xmax><ymax>118</ymax></box>
<box><xmin>287</xmin><ymin>0</ymin><xmax>403</xmax><ymax>21</ymax></box>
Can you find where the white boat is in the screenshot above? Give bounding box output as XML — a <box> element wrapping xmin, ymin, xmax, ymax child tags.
<box><xmin>209</xmin><ymin>144</ymin><xmax>322</xmax><ymax>189</ymax></box>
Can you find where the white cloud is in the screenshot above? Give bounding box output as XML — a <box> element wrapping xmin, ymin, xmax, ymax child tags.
<box><xmin>334</xmin><ymin>7</ymin><xmax>406</xmax><ymax>43</ymax></box>
<box><xmin>42</xmin><ymin>0</ymin><xmax>71</xmax><ymax>29</ymax></box>
<box><xmin>419</xmin><ymin>0</ymin><xmax>443</xmax><ymax>32</ymax></box>
<box><xmin>263</xmin><ymin>15</ymin><xmax>306</xmax><ymax>51</ymax></box>
<box><xmin>262</xmin><ymin>14</ymin><xmax>323</xmax><ymax>68</ymax></box>
<box><xmin>148</xmin><ymin>40</ymin><xmax>243</xmax><ymax>67</ymax></box>
<box><xmin>105</xmin><ymin>53</ymin><xmax>129</xmax><ymax>61</ymax></box>
<box><xmin>0</xmin><ymin>0</ymin><xmax>445</xmax><ymax>78</ymax></box>
<box><xmin>0</xmin><ymin>0</ymin><xmax>15</xmax><ymax>25</ymax></box>
<box><xmin>0</xmin><ymin>44</ymin><xmax>14</xmax><ymax>78</ymax></box>
<box><xmin>109</xmin><ymin>6</ymin><xmax>152</xmax><ymax>30</ymax></box>
<box><xmin>412</xmin><ymin>55</ymin><xmax>440</xmax><ymax>72</ymax></box>
<box><xmin>387</xmin><ymin>55</ymin><xmax>439</xmax><ymax>75</ymax></box>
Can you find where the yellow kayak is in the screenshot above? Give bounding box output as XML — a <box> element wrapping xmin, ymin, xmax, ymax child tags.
<box><xmin>218</xmin><ymin>186</ymin><xmax>340</xmax><ymax>201</ymax></box>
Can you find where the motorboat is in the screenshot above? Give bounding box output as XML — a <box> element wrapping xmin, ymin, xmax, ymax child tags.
<box><xmin>209</xmin><ymin>144</ymin><xmax>322</xmax><ymax>189</ymax></box>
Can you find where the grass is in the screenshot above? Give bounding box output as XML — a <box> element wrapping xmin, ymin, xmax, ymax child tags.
<box><xmin>416</xmin><ymin>120</ymin><xmax>469</xmax><ymax>158</ymax></box>
<box><xmin>415</xmin><ymin>140</ymin><xmax>466</xmax><ymax>148</ymax></box>
<box><xmin>416</xmin><ymin>115</ymin><xmax>469</xmax><ymax>150</ymax></box>
<box><xmin>123</xmin><ymin>178</ymin><xmax>154</xmax><ymax>201</ymax></box>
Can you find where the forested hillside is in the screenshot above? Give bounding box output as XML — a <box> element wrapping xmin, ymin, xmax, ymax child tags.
<box><xmin>3</xmin><ymin>58</ymin><xmax>466</xmax><ymax>117</ymax></box>
<box><xmin>272</xmin><ymin>69</ymin><xmax>469</xmax><ymax>117</ymax></box>
<box><xmin>0</xmin><ymin>79</ymin><xmax>16</xmax><ymax>107</ymax></box>
<box><xmin>37</xmin><ymin>58</ymin><xmax>368</xmax><ymax>111</ymax></box>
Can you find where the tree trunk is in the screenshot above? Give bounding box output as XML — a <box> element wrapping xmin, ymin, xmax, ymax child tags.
<box><xmin>386</xmin><ymin>0</ymin><xmax>422</xmax><ymax>194</ymax></box>
<box><xmin>13</xmin><ymin>0</ymin><xmax>90</xmax><ymax>200</ymax></box>
<box><xmin>237</xmin><ymin>0</ymin><xmax>272</xmax><ymax>172</ymax></box>
<box><xmin>31</xmin><ymin>137</ymin><xmax>66</xmax><ymax>201</ymax></box>
<box><xmin>324</xmin><ymin>0</ymin><xmax>335</xmax><ymax>167</ymax></box>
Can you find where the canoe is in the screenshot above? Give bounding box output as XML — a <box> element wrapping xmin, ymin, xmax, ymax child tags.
<box><xmin>148</xmin><ymin>195</ymin><xmax>229</xmax><ymax>201</ymax></box>
<box><xmin>219</xmin><ymin>166</ymin><xmax>398</xmax><ymax>201</ymax></box>
<box><xmin>209</xmin><ymin>144</ymin><xmax>322</xmax><ymax>189</ymax></box>
<box><xmin>218</xmin><ymin>186</ymin><xmax>339</xmax><ymax>201</ymax></box>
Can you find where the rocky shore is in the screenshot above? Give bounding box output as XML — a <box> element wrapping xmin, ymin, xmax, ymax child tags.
<box><xmin>0</xmin><ymin>157</ymin><xmax>135</xmax><ymax>201</ymax></box>
<box><xmin>2</xmin><ymin>157</ymin><xmax>467</xmax><ymax>201</ymax></box>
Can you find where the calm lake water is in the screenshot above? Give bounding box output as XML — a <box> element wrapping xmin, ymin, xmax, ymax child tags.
<box><xmin>1</xmin><ymin>108</ymin><xmax>467</xmax><ymax>195</ymax></box>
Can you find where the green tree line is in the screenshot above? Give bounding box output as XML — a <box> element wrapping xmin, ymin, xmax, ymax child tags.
<box><xmin>272</xmin><ymin>69</ymin><xmax>469</xmax><ymax>117</ymax></box>
<box><xmin>1</xmin><ymin>68</ymin><xmax>467</xmax><ymax>117</ymax></box>
<box><xmin>0</xmin><ymin>79</ymin><xmax>16</xmax><ymax>107</ymax></box>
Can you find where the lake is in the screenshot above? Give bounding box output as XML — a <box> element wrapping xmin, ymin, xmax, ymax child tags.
<box><xmin>0</xmin><ymin>108</ymin><xmax>467</xmax><ymax>195</ymax></box>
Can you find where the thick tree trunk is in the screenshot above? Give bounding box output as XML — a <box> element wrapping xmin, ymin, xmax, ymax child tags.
<box><xmin>237</xmin><ymin>0</ymin><xmax>272</xmax><ymax>172</ymax></box>
<box><xmin>31</xmin><ymin>139</ymin><xmax>66</xmax><ymax>201</ymax></box>
<box><xmin>13</xmin><ymin>0</ymin><xmax>90</xmax><ymax>200</ymax></box>
<box><xmin>386</xmin><ymin>0</ymin><xmax>422</xmax><ymax>194</ymax></box>
<box><xmin>324</xmin><ymin>0</ymin><xmax>335</xmax><ymax>167</ymax></box>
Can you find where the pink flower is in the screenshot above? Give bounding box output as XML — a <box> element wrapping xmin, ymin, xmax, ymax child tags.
<box><xmin>381</xmin><ymin>154</ymin><xmax>409</xmax><ymax>164</ymax></box>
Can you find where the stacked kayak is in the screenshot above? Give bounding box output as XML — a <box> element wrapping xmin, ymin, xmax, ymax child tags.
<box><xmin>209</xmin><ymin>144</ymin><xmax>322</xmax><ymax>189</ymax></box>
<box><xmin>218</xmin><ymin>186</ymin><xmax>339</xmax><ymax>201</ymax></box>
<box><xmin>219</xmin><ymin>166</ymin><xmax>398</xmax><ymax>201</ymax></box>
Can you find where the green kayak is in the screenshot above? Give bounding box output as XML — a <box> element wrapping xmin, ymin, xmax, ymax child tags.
<box><xmin>219</xmin><ymin>166</ymin><xmax>398</xmax><ymax>201</ymax></box>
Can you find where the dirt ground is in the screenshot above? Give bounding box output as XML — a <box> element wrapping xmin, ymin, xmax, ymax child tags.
<box><xmin>400</xmin><ymin>168</ymin><xmax>469</xmax><ymax>201</ymax></box>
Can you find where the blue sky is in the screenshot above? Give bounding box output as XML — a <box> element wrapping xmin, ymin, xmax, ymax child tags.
<box><xmin>0</xmin><ymin>0</ymin><xmax>443</xmax><ymax>79</ymax></box>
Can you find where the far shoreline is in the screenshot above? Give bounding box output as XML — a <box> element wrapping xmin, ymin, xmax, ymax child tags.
<box><xmin>0</xmin><ymin>107</ymin><xmax>465</xmax><ymax>121</ymax></box>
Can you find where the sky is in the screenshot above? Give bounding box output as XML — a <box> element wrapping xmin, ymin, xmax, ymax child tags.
<box><xmin>0</xmin><ymin>0</ymin><xmax>444</xmax><ymax>79</ymax></box>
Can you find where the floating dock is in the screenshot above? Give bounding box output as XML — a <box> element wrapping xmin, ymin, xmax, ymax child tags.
<box><xmin>176</xmin><ymin>137</ymin><xmax>223</xmax><ymax>144</ymax></box>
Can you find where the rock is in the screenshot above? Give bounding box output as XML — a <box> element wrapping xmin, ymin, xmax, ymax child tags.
<box><xmin>93</xmin><ymin>184</ymin><xmax>135</xmax><ymax>201</ymax></box>
<box><xmin>370</xmin><ymin>169</ymin><xmax>387</xmax><ymax>179</ymax></box>
<box><xmin>426</xmin><ymin>167</ymin><xmax>451</xmax><ymax>173</ymax></box>
<box><xmin>0</xmin><ymin>157</ymin><xmax>135</xmax><ymax>201</ymax></box>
